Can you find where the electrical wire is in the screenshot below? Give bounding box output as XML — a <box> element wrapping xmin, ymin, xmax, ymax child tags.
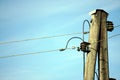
<box><xmin>114</xmin><ymin>25</ymin><xmax>120</xmax><ymax>28</ymax></box>
<box><xmin>83</xmin><ymin>20</ymin><xmax>90</xmax><ymax>41</ymax></box>
<box><xmin>88</xmin><ymin>33</ymin><xmax>120</xmax><ymax>59</ymax></box>
<box><xmin>0</xmin><ymin>47</ymin><xmax>76</xmax><ymax>59</ymax></box>
<box><xmin>88</xmin><ymin>33</ymin><xmax>120</xmax><ymax>80</ymax></box>
<box><xmin>0</xmin><ymin>32</ymin><xmax>89</xmax><ymax>45</ymax></box>
<box><xmin>108</xmin><ymin>33</ymin><xmax>120</xmax><ymax>39</ymax></box>
<box><xmin>82</xmin><ymin>19</ymin><xmax>90</xmax><ymax>79</ymax></box>
<box><xmin>59</xmin><ymin>37</ymin><xmax>83</xmax><ymax>51</ymax></box>
<box><xmin>92</xmin><ymin>33</ymin><xmax>120</xmax><ymax>44</ymax></box>
<box><xmin>0</xmin><ymin>33</ymin><xmax>119</xmax><ymax>59</ymax></box>
<box><xmin>0</xmin><ymin>24</ymin><xmax>118</xmax><ymax>46</ymax></box>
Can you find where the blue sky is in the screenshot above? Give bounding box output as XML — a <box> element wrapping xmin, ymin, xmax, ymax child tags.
<box><xmin>0</xmin><ymin>0</ymin><xmax>120</xmax><ymax>80</ymax></box>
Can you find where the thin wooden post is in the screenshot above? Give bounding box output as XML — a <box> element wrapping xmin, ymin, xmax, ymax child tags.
<box><xmin>98</xmin><ymin>10</ymin><xmax>109</xmax><ymax>80</ymax></box>
<box><xmin>84</xmin><ymin>9</ymin><xmax>102</xmax><ymax>80</ymax></box>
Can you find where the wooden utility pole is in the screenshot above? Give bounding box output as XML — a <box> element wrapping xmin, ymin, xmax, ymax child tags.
<box><xmin>84</xmin><ymin>10</ymin><xmax>102</xmax><ymax>80</ymax></box>
<box><xmin>98</xmin><ymin>10</ymin><xmax>109</xmax><ymax>80</ymax></box>
<box><xmin>84</xmin><ymin>9</ymin><xmax>109</xmax><ymax>80</ymax></box>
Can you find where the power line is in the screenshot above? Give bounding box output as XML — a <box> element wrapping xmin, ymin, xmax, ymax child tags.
<box><xmin>90</xmin><ymin>33</ymin><xmax>120</xmax><ymax>51</ymax></box>
<box><xmin>108</xmin><ymin>33</ymin><xmax>120</xmax><ymax>39</ymax></box>
<box><xmin>0</xmin><ymin>32</ymin><xmax>89</xmax><ymax>45</ymax></box>
<box><xmin>99</xmin><ymin>33</ymin><xmax>120</xmax><ymax>42</ymax></box>
<box><xmin>0</xmin><ymin>46</ymin><xmax>76</xmax><ymax>59</ymax></box>
<box><xmin>0</xmin><ymin>33</ymin><xmax>120</xmax><ymax>59</ymax></box>
<box><xmin>114</xmin><ymin>25</ymin><xmax>120</xmax><ymax>28</ymax></box>
<box><xmin>0</xmin><ymin>24</ymin><xmax>119</xmax><ymax>45</ymax></box>
<box><xmin>0</xmin><ymin>49</ymin><xmax>59</xmax><ymax>58</ymax></box>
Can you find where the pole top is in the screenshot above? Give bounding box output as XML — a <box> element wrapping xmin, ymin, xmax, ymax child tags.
<box><xmin>89</xmin><ymin>9</ymin><xmax>108</xmax><ymax>15</ymax></box>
